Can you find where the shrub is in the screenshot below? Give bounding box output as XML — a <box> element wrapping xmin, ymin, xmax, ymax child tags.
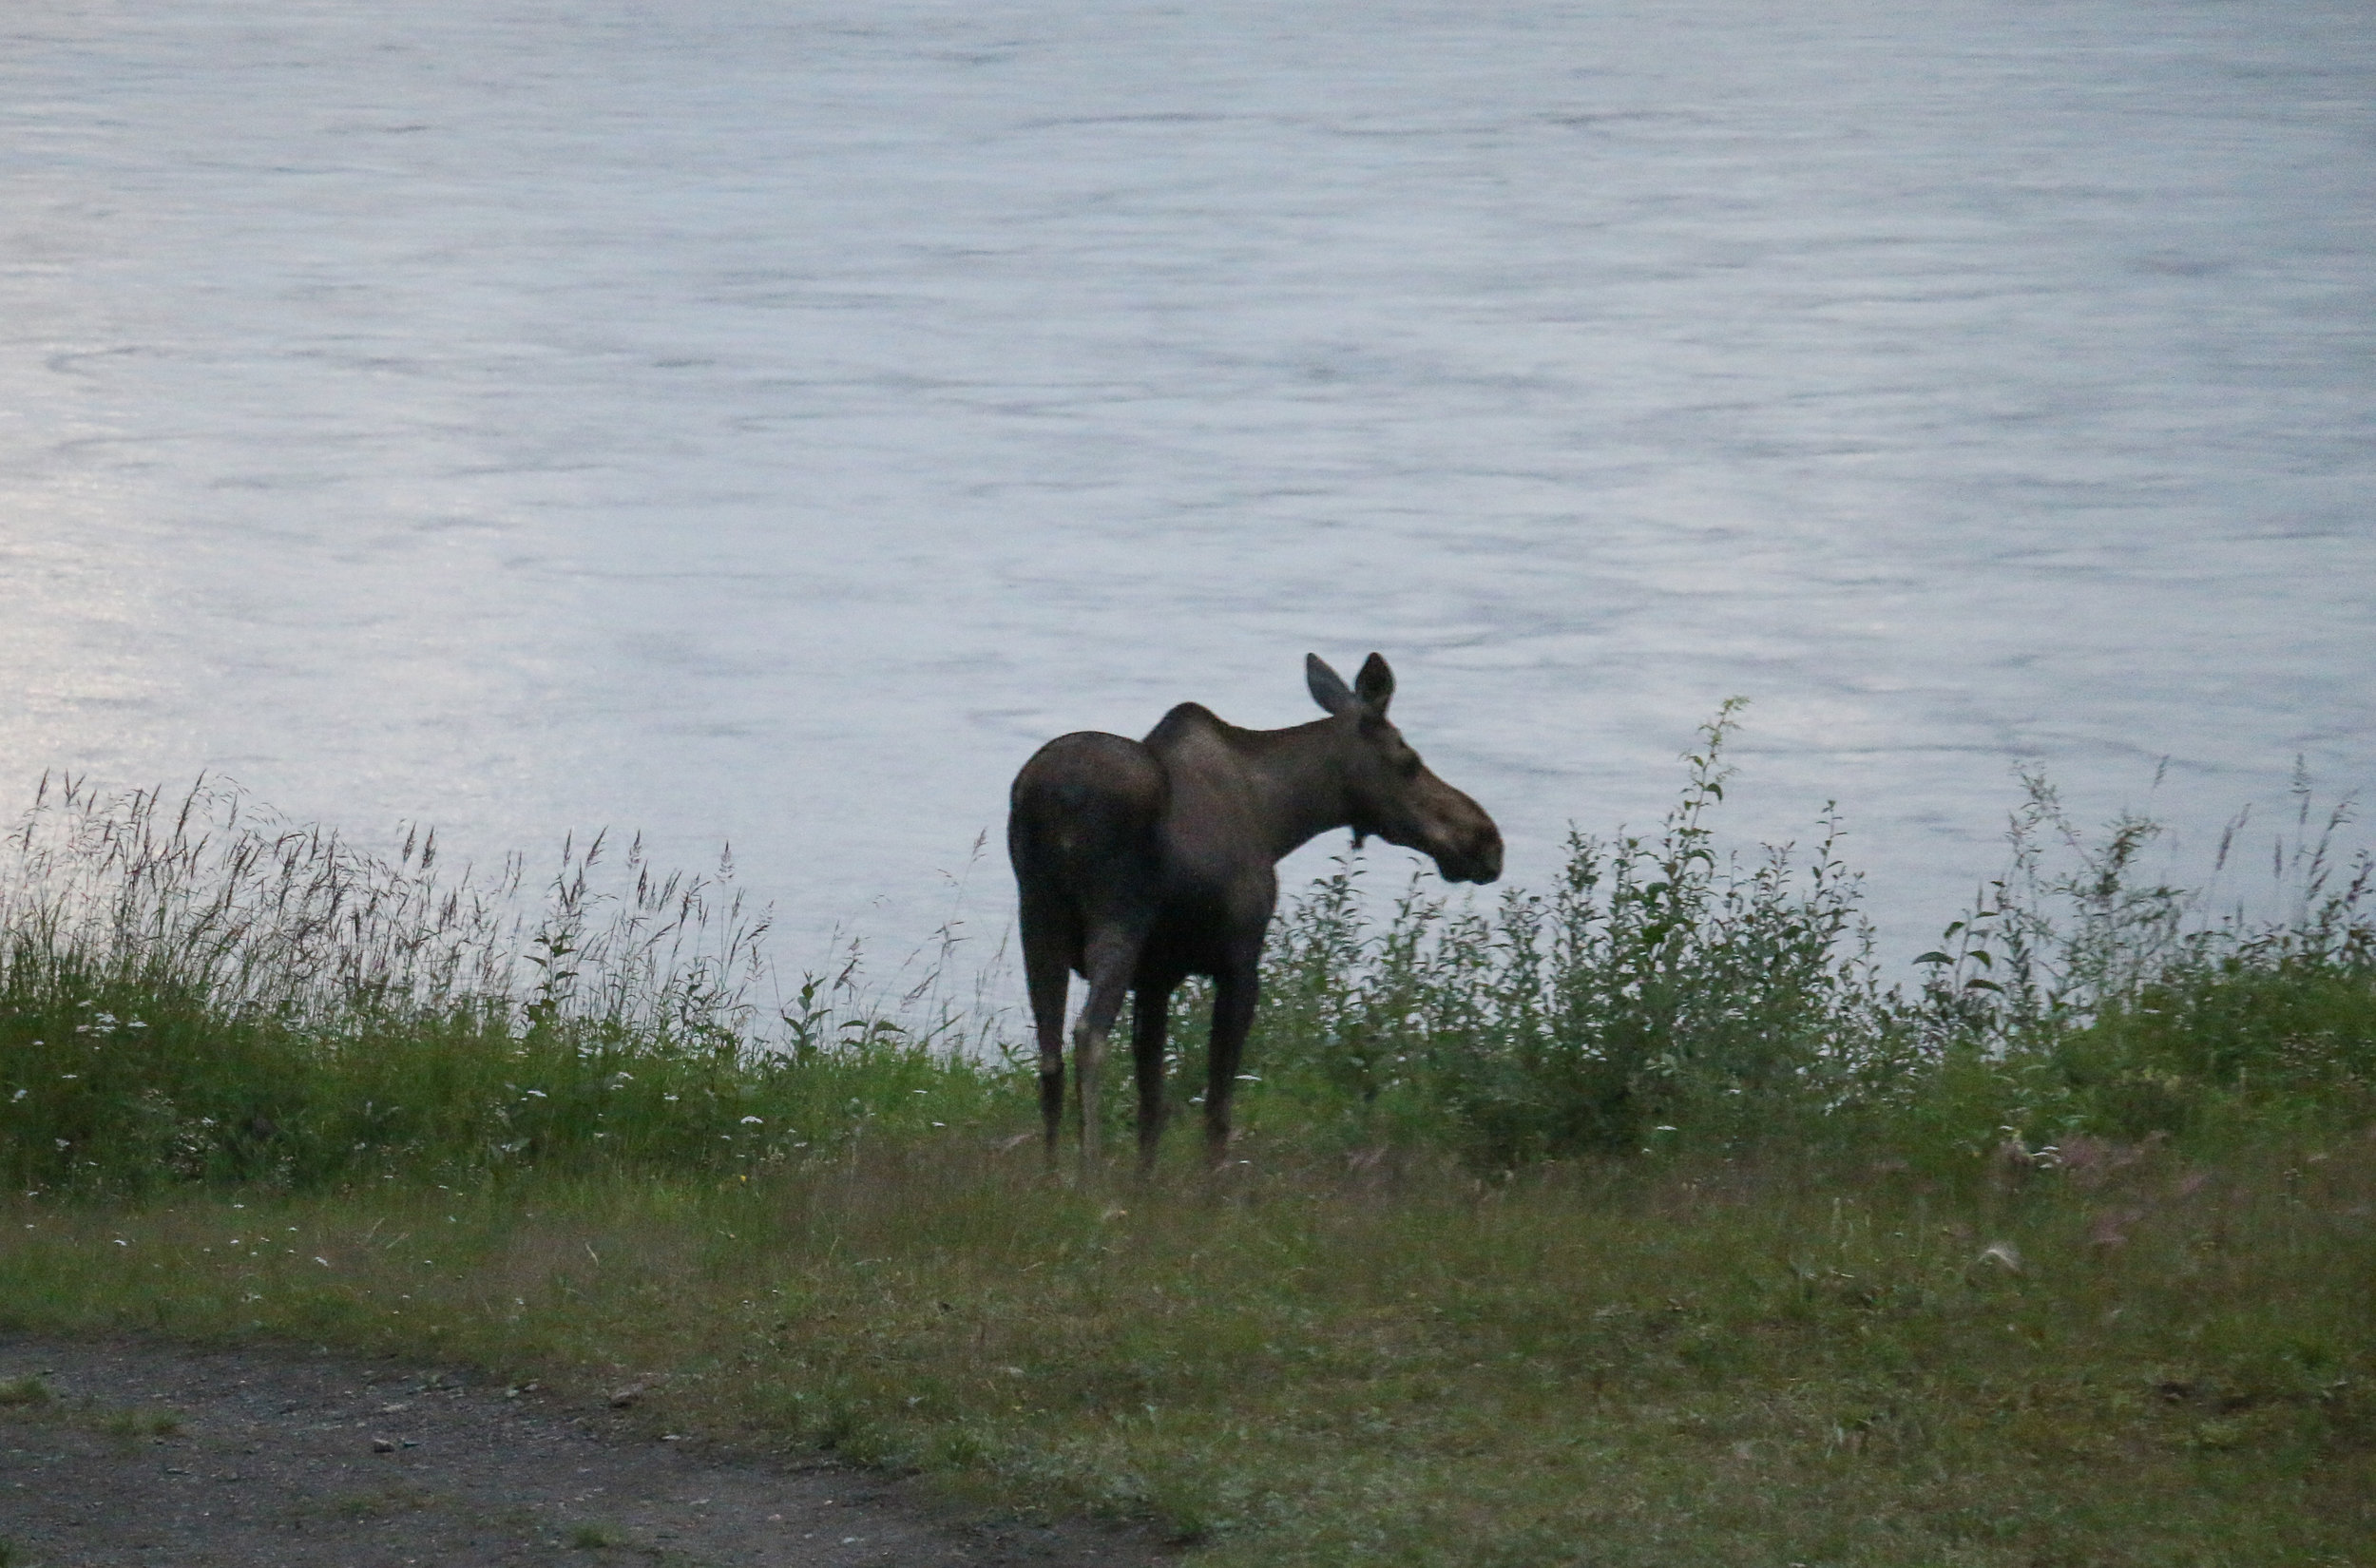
<box><xmin>1242</xmin><ymin>703</ymin><xmax>1901</xmax><ymax>1160</ymax></box>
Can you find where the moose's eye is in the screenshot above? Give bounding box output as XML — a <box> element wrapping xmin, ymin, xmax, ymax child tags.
<box><xmin>1395</xmin><ymin>750</ymin><xmax>1423</xmax><ymax>779</ymax></box>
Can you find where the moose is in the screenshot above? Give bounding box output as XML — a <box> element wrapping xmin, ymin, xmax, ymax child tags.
<box><xmin>1007</xmin><ymin>653</ymin><xmax>1502</xmax><ymax>1176</ymax></box>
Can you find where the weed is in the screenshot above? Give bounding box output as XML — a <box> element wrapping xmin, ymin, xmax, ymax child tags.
<box><xmin>1250</xmin><ymin>700</ymin><xmax>1897</xmax><ymax>1159</ymax></box>
<box><xmin>98</xmin><ymin>1406</ymin><xmax>181</xmax><ymax>1438</ymax></box>
<box><xmin>329</xmin><ymin>1483</ymin><xmax>435</xmax><ymax>1519</ymax></box>
<box><xmin>0</xmin><ymin>1376</ymin><xmax>51</xmax><ymax>1407</ymax></box>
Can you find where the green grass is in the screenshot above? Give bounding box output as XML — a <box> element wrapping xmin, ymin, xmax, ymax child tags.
<box><xmin>1</xmin><ymin>1139</ymin><xmax>2368</xmax><ymax>1565</ymax></box>
<box><xmin>0</xmin><ymin>1377</ymin><xmax>183</xmax><ymax>1446</ymax></box>
<box><xmin>327</xmin><ymin>1483</ymin><xmax>436</xmax><ymax>1520</ymax></box>
<box><xmin>96</xmin><ymin>1405</ymin><xmax>182</xmax><ymax>1439</ymax></box>
<box><xmin>3</xmin><ymin>729</ymin><xmax>2373</xmax><ymax>1562</ymax></box>
<box><xmin>0</xmin><ymin>1375</ymin><xmax>51</xmax><ymax>1407</ymax></box>
<box><xmin>0</xmin><ymin>971</ymin><xmax>1013</xmax><ymax>1194</ymax></box>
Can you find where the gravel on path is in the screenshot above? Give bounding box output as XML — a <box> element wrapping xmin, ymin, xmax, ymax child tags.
<box><xmin>0</xmin><ymin>1335</ymin><xmax>1171</xmax><ymax>1568</ymax></box>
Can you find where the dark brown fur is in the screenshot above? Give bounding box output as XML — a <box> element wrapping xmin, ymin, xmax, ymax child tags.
<box><xmin>1007</xmin><ymin>653</ymin><xmax>1502</xmax><ymax>1175</ymax></box>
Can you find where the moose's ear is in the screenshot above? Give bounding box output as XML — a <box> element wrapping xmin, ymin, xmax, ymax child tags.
<box><xmin>1306</xmin><ymin>653</ymin><xmax>1358</xmax><ymax>717</ymax></box>
<box><xmin>1353</xmin><ymin>653</ymin><xmax>1395</xmax><ymax>715</ymax></box>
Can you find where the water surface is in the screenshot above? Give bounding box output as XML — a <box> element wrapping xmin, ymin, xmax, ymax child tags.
<box><xmin>4</xmin><ymin>0</ymin><xmax>2370</xmax><ymax>997</ymax></box>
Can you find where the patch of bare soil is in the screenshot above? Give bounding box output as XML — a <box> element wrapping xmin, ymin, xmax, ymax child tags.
<box><xmin>0</xmin><ymin>1336</ymin><xmax>1172</xmax><ymax>1568</ymax></box>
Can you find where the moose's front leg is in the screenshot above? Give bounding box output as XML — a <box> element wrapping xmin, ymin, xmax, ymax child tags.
<box><xmin>1203</xmin><ymin>943</ymin><xmax>1264</xmax><ymax>1170</ymax></box>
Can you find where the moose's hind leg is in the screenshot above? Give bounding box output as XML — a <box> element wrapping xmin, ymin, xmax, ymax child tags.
<box><xmin>1069</xmin><ymin>927</ymin><xmax>1144</xmax><ymax>1178</ymax></box>
<box><xmin>1019</xmin><ymin>913</ymin><xmax>1075</xmax><ymax>1170</ymax></box>
<box><xmin>1130</xmin><ymin>980</ymin><xmax>1177</xmax><ymax>1177</ymax></box>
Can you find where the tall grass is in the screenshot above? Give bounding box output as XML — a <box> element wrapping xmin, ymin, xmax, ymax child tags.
<box><xmin>1894</xmin><ymin>762</ymin><xmax>2376</xmax><ymax>1159</ymax></box>
<box><xmin>0</xmin><ymin>774</ymin><xmax>1013</xmax><ymax>1193</ymax></box>
<box><xmin>4</xmin><ymin>713</ymin><xmax>2372</xmax><ymax>1195</ymax></box>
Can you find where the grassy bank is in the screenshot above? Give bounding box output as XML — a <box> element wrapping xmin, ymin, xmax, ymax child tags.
<box><xmin>5</xmin><ymin>1141</ymin><xmax>2370</xmax><ymax>1564</ymax></box>
<box><xmin>3</xmin><ymin>728</ymin><xmax>2373</xmax><ymax>1562</ymax></box>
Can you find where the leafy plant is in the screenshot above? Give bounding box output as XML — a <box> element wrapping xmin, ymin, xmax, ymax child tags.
<box><xmin>1243</xmin><ymin>702</ymin><xmax>1898</xmax><ymax>1160</ymax></box>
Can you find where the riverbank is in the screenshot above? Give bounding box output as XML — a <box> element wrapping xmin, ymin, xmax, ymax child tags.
<box><xmin>4</xmin><ymin>746</ymin><xmax>2372</xmax><ymax>1561</ymax></box>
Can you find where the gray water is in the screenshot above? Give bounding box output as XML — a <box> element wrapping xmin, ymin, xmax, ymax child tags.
<box><xmin>5</xmin><ymin>0</ymin><xmax>2372</xmax><ymax>1002</ymax></box>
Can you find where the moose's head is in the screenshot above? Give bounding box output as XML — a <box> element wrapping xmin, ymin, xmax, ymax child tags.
<box><xmin>1305</xmin><ymin>652</ymin><xmax>1503</xmax><ymax>886</ymax></box>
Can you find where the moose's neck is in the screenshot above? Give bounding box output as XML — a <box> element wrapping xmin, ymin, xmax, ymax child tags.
<box><xmin>1241</xmin><ymin>718</ymin><xmax>1357</xmax><ymax>863</ymax></box>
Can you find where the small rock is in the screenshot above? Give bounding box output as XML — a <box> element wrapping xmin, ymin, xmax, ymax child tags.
<box><xmin>371</xmin><ymin>1436</ymin><xmax>395</xmax><ymax>1453</ymax></box>
<box><xmin>1975</xmin><ymin>1241</ymin><xmax>2023</xmax><ymax>1274</ymax></box>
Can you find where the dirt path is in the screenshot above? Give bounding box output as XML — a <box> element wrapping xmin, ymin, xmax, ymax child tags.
<box><xmin>0</xmin><ymin>1336</ymin><xmax>1171</xmax><ymax>1568</ymax></box>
